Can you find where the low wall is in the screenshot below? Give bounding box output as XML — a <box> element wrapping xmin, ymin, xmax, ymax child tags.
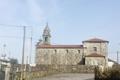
<box><xmin>46</xmin><ymin>65</ymin><xmax>95</xmax><ymax>73</ymax></box>
<box><xmin>16</xmin><ymin>65</ymin><xmax>95</xmax><ymax>79</ymax></box>
<box><xmin>30</xmin><ymin>65</ymin><xmax>95</xmax><ymax>79</ymax></box>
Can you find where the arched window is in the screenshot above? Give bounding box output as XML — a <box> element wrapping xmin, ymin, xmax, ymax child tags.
<box><xmin>45</xmin><ymin>37</ymin><xmax>48</xmax><ymax>42</ymax></box>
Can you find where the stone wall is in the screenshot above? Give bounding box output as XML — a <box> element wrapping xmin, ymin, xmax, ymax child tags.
<box><xmin>83</xmin><ymin>42</ymin><xmax>108</xmax><ymax>56</ymax></box>
<box><xmin>45</xmin><ymin>65</ymin><xmax>95</xmax><ymax>73</ymax></box>
<box><xmin>31</xmin><ymin>65</ymin><xmax>95</xmax><ymax>79</ymax></box>
<box><xmin>15</xmin><ymin>65</ymin><xmax>95</xmax><ymax>79</ymax></box>
<box><xmin>36</xmin><ymin>48</ymin><xmax>83</xmax><ymax>65</ymax></box>
<box><xmin>85</xmin><ymin>57</ymin><xmax>105</xmax><ymax>65</ymax></box>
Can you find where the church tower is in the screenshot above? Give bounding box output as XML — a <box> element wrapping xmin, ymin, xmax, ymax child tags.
<box><xmin>42</xmin><ymin>23</ymin><xmax>51</xmax><ymax>44</ymax></box>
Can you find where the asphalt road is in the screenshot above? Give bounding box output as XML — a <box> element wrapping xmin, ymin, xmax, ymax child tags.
<box><xmin>33</xmin><ymin>73</ymin><xmax>94</xmax><ymax>80</ymax></box>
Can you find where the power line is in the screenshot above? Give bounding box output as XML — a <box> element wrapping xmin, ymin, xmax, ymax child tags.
<box><xmin>0</xmin><ymin>23</ymin><xmax>34</xmax><ymax>39</ymax></box>
<box><xmin>0</xmin><ymin>23</ymin><xmax>32</xmax><ymax>28</ymax></box>
<box><xmin>0</xmin><ymin>35</ymin><xmax>33</xmax><ymax>39</ymax></box>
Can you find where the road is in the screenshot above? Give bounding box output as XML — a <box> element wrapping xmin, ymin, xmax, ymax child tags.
<box><xmin>33</xmin><ymin>73</ymin><xmax>94</xmax><ymax>80</ymax></box>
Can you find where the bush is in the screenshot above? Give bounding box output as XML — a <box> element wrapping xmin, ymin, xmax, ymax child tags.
<box><xmin>95</xmin><ymin>66</ymin><xmax>120</xmax><ymax>80</ymax></box>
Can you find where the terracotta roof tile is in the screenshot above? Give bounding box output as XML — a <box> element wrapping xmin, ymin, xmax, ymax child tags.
<box><xmin>85</xmin><ymin>53</ymin><xmax>105</xmax><ymax>57</ymax></box>
<box><xmin>83</xmin><ymin>38</ymin><xmax>109</xmax><ymax>43</ymax></box>
<box><xmin>37</xmin><ymin>44</ymin><xmax>83</xmax><ymax>49</ymax></box>
<box><xmin>108</xmin><ymin>58</ymin><xmax>118</xmax><ymax>64</ymax></box>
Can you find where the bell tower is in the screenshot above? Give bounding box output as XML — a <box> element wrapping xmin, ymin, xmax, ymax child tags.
<box><xmin>42</xmin><ymin>23</ymin><xmax>51</xmax><ymax>44</ymax></box>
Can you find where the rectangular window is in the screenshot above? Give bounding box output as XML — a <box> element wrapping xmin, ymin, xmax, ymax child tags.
<box><xmin>93</xmin><ymin>47</ymin><xmax>97</xmax><ymax>51</ymax></box>
<box><xmin>66</xmin><ymin>50</ymin><xmax>68</xmax><ymax>53</ymax></box>
<box><xmin>55</xmin><ymin>50</ymin><xmax>57</xmax><ymax>53</ymax></box>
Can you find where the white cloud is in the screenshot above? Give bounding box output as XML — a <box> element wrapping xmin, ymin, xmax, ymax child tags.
<box><xmin>0</xmin><ymin>0</ymin><xmax>61</xmax><ymax>63</ymax></box>
<box><xmin>26</xmin><ymin>0</ymin><xmax>45</xmax><ymax>24</ymax></box>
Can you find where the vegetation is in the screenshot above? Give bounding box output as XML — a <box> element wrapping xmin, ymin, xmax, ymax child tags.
<box><xmin>95</xmin><ymin>65</ymin><xmax>120</xmax><ymax>80</ymax></box>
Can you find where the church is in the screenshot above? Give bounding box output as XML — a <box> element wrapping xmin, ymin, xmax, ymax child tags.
<box><xmin>35</xmin><ymin>24</ymin><xmax>109</xmax><ymax>66</ymax></box>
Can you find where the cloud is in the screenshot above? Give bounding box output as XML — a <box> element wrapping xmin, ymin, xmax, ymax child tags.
<box><xmin>0</xmin><ymin>0</ymin><xmax>61</xmax><ymax>25</ymax></box>
<box><xmin>0</xmin><ymin>0</ymin><xmax>17</xmax><ymax>24</ymax></box>
<box><xmin>0</xmin><ymin>0</ymin><xmax>61</xmax><ymax>63</ymax></box>
<box><xmin>26</xmin><ymin>0</ymin><xmax>45</xmax><ymax>24</ymax></box>
<box><xmin>26</xmin><ymin>0</ymin><xmax>60</xmax><ymax>23</ymax></box>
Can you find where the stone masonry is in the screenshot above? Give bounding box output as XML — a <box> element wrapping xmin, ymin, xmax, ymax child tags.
<box><xmin>35</xmin><ymin>24</ymin><xmax>109</xmax><ymax>66</ymax></box>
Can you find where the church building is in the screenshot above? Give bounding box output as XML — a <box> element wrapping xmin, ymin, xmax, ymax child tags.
<box><xmin>35</xmin><ymin>24</ymin><xmax>109</xmax><ymax>66</ymax></box>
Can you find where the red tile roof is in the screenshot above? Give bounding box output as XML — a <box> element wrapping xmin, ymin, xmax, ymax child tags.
<box><xmin>85</xmin><ymin>53</ymin><xmax>105</xmax><ymax>57</ymax></box>
<box><xmin>83</xmin><ymin>38</ymin><xmax>109</xmax><ymax>43</ymax></box>
<box><xmin>36</xmin><ymin>44</ymin><xmax>83</xmax><ymax>49</ymax></box>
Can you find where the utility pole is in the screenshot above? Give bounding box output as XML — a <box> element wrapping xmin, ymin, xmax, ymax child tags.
<box><xmin>21</xmin><ymin>26</ymin><xmax>26</xmax><ymax>80</ymax></box>
<box><xmin>29</xmin><ymin>27</ymin><xmax>33</xmax><ymax>66</ymax></box>
<box><xmin>28</xmin><ymin>27</ymin><xmax>33</xmax><ymax>80</ymax></box>
<box><xmin>3</xmin><ymin>44</ymin><xmax>6</xmax><ymax>60</ymax></box>
<box><xmin>117</xmin><ymin>51</ymin><xmax>119</xmax><ymax>64</ymax></box>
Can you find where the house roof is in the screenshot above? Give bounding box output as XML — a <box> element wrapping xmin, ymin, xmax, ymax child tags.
<box><xmin>36</xmin><ymin>44</ymin><xmax>84</xmax><ymax>49</ymax></box>
<box><xmin>83</xmin><ymin>38</ymin><xmax>109</xmax><ymax>43</ymax></box>
<box><xmin>85</xmin><ymin>53</ymin><xmax>105</xmax><ymax>57</ymax></box>
<box><xmin>108</xmin><ymin>58</ymin><xmax>118</xmax><ymax>64</ymax></box>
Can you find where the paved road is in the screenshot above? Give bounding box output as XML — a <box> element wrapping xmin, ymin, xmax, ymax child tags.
<box><xmin>34</xmin><ymin>73</ymin><xmax>94</xmax><ymax>80</ymax></box>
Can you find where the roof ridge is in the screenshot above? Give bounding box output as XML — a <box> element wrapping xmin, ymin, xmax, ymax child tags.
<box><xmin>83</xmin><ymin>37</ymin><xmax>109</xmax><ymax>43</ymax></box>
<box><xmin>37</xmin><ymin>44</ymin><xmax>84</xmax><ymax>48</ymax></box>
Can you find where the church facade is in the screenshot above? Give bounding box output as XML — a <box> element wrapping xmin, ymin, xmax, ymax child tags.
<box><xmin>35</xmin><ymin>24</ymin><xmax>109</xmax><ymax>66</ymax></box>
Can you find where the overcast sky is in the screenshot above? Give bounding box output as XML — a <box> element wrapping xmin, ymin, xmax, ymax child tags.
<box><xmin>0</xmin><ymin>0</ymin><xmax>120</xmax><ymax>63</ymax></box>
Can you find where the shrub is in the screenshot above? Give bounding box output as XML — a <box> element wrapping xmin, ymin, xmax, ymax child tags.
<box><xmin>95</xmin><ymin>66</ymin><xmax>120</xmax><ymax>80</ymax></box>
